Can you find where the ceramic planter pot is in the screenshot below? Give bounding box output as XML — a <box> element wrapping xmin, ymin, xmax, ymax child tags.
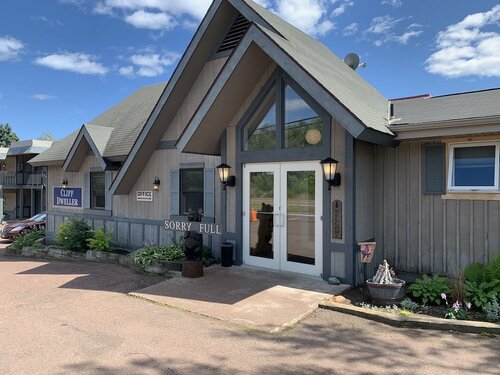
<box><xmin>366</xmin><ymin>278</ymin><xmax>406</xmax><ymax>306</ymax></box>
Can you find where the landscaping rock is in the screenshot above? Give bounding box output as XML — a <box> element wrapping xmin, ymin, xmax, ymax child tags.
<box><xmin>328</xmin><ymin>277</ymin><xmax>341</xmax><ymax>286</ymax></box>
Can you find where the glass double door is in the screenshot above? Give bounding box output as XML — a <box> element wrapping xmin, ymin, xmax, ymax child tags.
<box><xmin>243</xmin><ymin>162</ymin><xmax>323</xmax><ymax>275</ymax></box>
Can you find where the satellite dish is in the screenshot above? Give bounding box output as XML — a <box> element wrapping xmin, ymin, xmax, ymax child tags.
<box><xmin>344</xmin><ymin>53</ymin><xmax>360</xmax><ymax>70</ymax></box>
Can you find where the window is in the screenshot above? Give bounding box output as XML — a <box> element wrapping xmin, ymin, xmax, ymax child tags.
<box><xmin>244</xmin><ymin>88</ymin><xmax>276</xmax><ymax>151</ymax></box>
<box><xmin>448</xmin><ymin>142</ymin><xmax>500</xmax><ymax>191</ymax></box>
<box><xmin>90</xmin><ymin>172</ymin><xmax>105</xmax><ymax>209</ymax></box>
<box><xmin>284</xmin><ymin>85</ymin><xmax>323</xmax><ymax>148</ymax></box>
<box><xmin>242</xmin><ymin>73</ymin><xmax>326</xmax><ymax>153</ymax></box>
<box><xmin>180</xmin><ymin>169</ymin><xmax>204</xmax><ymax>215</ymax></box>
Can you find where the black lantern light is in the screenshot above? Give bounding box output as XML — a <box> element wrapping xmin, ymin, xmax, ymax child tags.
<box><xmin>320</xmin><ymin>157</ymin><xmax>341</xmax><ymax>190</ymax></box>
<box><xmin>153</xmin><ymin>177</ymin><xmax>161</xmax><ymax>191</ymax></box>
<box><xmin>62</xmin><ymin>178</ymin><xmax>69</xmax><ymax>189</ymax></box>
<box><xmin>216</xmin><ymin>163</ymin><xmax>236</xmax><ymax>190</ymax></box>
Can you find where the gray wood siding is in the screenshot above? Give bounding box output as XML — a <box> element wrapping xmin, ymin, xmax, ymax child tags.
<box><xmin>112</xmin><ymin>149</ymin><xmax>221</xmax><ymax>220</ymax></box>
<box><xmin>373</xmin><ymin>141</ymin><xmax>500</xmax><ymax>276</ymax></box>
<box><xmin>47</xmin><ymin>155</ymin><xmax>101</xmax><ymax>213</ymax></box>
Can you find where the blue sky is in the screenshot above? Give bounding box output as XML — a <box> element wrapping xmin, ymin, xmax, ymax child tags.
<box><xmin>0</xmin><ymin>0</ymin><xmax>499</xmax><ymax>141</ymax></box>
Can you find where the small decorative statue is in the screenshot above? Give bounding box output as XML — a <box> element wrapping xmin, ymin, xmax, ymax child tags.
<box><xmin>183</xmin><ymin>208</ymin><xmax>203</xmax><ymax>261</ymax></box>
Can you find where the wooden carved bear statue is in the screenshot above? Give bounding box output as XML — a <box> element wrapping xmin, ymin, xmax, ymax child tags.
<box><xmin>183</xmin><ymin>208</ymin><xmax>203</xmax><ymax>261</ymax></box>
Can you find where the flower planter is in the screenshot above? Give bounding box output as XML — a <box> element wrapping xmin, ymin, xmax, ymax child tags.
<box><xmin>366</xmin><ymin>278</ymin><xmax>406</xmax><ymax>306</ymax></box>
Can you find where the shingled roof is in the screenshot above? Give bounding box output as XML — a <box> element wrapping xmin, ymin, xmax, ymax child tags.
<box><xmin>390</xmin><ymin>88</ymin><xmax>500</xmax><ymax>125</ymax></box>
<box><xmin>29</xmin><ymin>82</ymin><xmax>165</xmax><ymax>166</ymax></box>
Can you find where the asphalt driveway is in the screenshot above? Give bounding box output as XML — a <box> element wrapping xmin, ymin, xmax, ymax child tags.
<box><xmin>0</xmin><ymin>244</ymin><xmax>498</xmax><ymax>375</ymax></box>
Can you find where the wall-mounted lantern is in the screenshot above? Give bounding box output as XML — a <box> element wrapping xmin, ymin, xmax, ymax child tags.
<box><xmin>216</xmin><ymin>163</ymin><xmax>236</xmax><ymax>190</ymax></box>
<box><xmin>62</xmin><ymin>178</ymin><xmax>69</xmax><ymax>189</ymax></box>
<box><xmin>153</xmin><ymin>177</ymin><xmax>161</xmax><ymax>191</ymax></box>
<box><xmin>1</xmin><ymin>162</ymin><xmax>6</xmax><ymax>169</ymax></box>
<box><xmin>320</xmin><ymin>157</ymin><xmax>341</xmax><ymax>190</ymax></box>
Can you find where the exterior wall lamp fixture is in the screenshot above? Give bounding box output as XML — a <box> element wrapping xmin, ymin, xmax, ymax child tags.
<box><xmin>153</xmin><ymin>177</ymin><xmax>161</xmax><ymax>191</ymax></box>
<box><xmin>320</xmin><ymin>157</ymin><xmax>341</xmax><ymax>190</ymax></box>
<box><xmin>216</xmin><ymin>163</ymin><xmax>236</xmax><ymax>190</ymax></box>
<box><xmin>62</xmin><ymin>178</ymin><xmax>69</xmax><ymax>189</ymax></box>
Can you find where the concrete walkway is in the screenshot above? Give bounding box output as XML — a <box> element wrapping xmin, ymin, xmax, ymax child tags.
<box><xmin>131</xmin><ymin>265</ymin><xmax>349</xmax><ymax>332</ymax></box>
<box><xmin>1</xmin><ymin>247</ymin><xmax>499</xmax><ymax>374</ymax></box>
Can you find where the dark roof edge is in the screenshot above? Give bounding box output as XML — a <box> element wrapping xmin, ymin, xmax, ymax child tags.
<box><xmin>62</xmin><ymin>126</ymin><xmax>108</xmax><ymax>172</ymax></box>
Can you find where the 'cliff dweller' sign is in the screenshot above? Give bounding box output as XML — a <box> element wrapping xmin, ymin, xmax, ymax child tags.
<box><xmin>54</xmin><ymin>187</ymin><xmax>82</xmax><ymax>208</ymax></box>
<box><xmin>164</xmin><ymin>219</ymin><xmax>221</xmax><ymax>235</ymax></box>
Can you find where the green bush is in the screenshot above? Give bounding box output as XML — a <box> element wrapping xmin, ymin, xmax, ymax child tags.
<box><xmin>56</xmin><ymin>217</ymin><xmax>92</xmax><ymax>252</ymax></box>
<box><xmin>408</xmin><ymin>274</ymin><xmax>452</xmax><ymax>305</ymax></box>
<box><xmin>465</xmin><ymin>255</ymin><xmax>500</xmax><ymax>284</ymax></box>
<box><xmin>88</xmin><ymin>228</ymin><xmax>113</xmax><ymax>252</ymax></box>
<box><xmin>134</xmin><ymin>243</ymin><xmax>185</xmax><ymax>267</ymax></box>
<box><xmin>464</xmin><ymin>263</ymin><xmax>490</xmax><ymax>284</ymax></box>
<box><xmin>12</xmin><ymin>230</ymin><xmax>45</xmax><ymax>250</ymax></box>
<box><xmin>486</xmin><ymin>254</ymin><xmax>500</xmax><ymax>281</ymax></box>
<box><xmin>465</xmin><ymin>280</ymin><xmax>500</xmax><ymax>309</ymax></box>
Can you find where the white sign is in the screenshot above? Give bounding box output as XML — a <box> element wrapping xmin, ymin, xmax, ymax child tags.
<box><xmin>136</xmin><ymin>191</ymin><xmax>153</xmax><ymax>202</ymax></box>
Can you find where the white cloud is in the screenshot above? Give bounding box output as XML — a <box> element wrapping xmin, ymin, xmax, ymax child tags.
<box><xmin>394</xmin><ymin>30</ymin><xmax>422</xmax><ymax>44</ymax></box>
<box><xmin>31</xmin><ymin>15</ymin><xmax>64</xmax><ymax>26</ymax></box>
<box><xmin>382</xmin><ymin>0</ymin><xmax>402</xmax><ymax>7</ymax></box>
<box><xmin>95</xmin><ymin>0</ymin><xmax>212</xmax><ymax>20</ymax></box>
<box><xmin>34</xmin><ymin>52</ymin><xmax>109</xmax><ymax>75</ymax></box>
<box><xmin>0</xmin><ymin>36</ymin><xmax>24</xmax><ymax>62</ymax></box>
<box><xmin>125</xmin><ymin>10</ymin><xmax>177</xmax><ymax>30</ymax></box>
<box><xmin>331</xmin><ymin>1</ymin><xmax>353</xmax><ymax>17</ymax></box>
<box><xmin>426</xmin><ymin>5</ymin><xmax>500</xmax><ymax>78</ymax></box>
<box><xmin>33</xmin><ymin>94</ymin><xmax>57</xmax><ymax>101</ymax></box>
<box><xmin>119</xmin><ymin>65</ymin><xmax>135</xmax><ymax>77</ymax></box>
<box><xmin>272</xmin><ymin>0</ymin><xmax>335</xmax><ymax>36</ymax></box>
<box><xmin>121</xmin><ymin>51</ymin><xmax>180</xmax><ymax>77</ymax></box>
<box><xmin>367</xmin><ymin>15</ymin><xmax>402</xmax><ymax>35</ymax></box>
<box><xmin>366</xmin><ymin>15</ymin><xmax>422</xmax><ymax>46</ymax></box>
<box><xmin>343</xmin><ymin>22</ymin><xmax>358</xmax><ymax>36</ymax></box>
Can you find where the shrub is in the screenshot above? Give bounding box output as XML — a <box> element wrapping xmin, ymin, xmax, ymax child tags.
<box><xmin>464</xmin><ymin>262</ymin><xmax>489</xmax><ymax>284</ymax></box>
<box><xmin>400</xmin><ymin>298</ymin><xmax>419</xmax><ymax>312</ymax></box>
<box><xmin>12</xmin><ymin>230</ymin><xmax>45</xmax><ymax>250</ymax></box>
<box><xmin>465</xmin><ymin>280</ymin><xmax>500</xmax><ymax>309</ymax></box>
<box><xmin>486</xmin><ymin>254</ymin><xmax>500</xmax><ymax>281</ymax></box>
<box><xmin>56</xmin><ymin>217</ymin><xmax>92</xmax><ymax>252</ymax></box>
<box><xmin>483</xmin><ymin>299</ymin><xmax>500</xmax><ymax>322</ymax></box>
<box><xmin>134</xmin><ymin>243</ymin><xmax>185</xmax><ymax>267</ymax></box>
<box><xmin>88</xmin><ymin>228</ymin><xmax>113</xmax><ymax>252</ymax></box>
<box><xmin>408</xmin><ymin>274</ymin><xmax>452</xmax><ymax>305</ymax></box>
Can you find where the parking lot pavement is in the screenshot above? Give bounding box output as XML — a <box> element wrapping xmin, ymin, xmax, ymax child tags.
<box><xmin>0</xmin><ymin>245</ymin><xmax>499</xmax><ymax>375</ymax></box>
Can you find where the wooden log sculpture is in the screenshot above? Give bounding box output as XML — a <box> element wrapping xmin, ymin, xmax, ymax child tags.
<box><xmin>372</xmin><ymin>260</ymin><xmax>396</xmax><ymax>285</ymax></box>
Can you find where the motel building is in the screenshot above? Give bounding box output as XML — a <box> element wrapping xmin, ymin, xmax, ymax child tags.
<box><xmin>30</xmin><ymin>0</ymin><xmax>500</xmax><ymax>285</ymax></box>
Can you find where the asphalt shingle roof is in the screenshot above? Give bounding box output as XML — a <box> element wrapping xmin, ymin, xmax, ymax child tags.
<box><xmin>243</xmin><ymin>0</ymin><xmax>392</xmax><ymax>135</ymax></box>
<box><xmin>390</xmin><ymin>88</ymin><xmax>500</xmax><ymax>125</ymax></box>
<box><xmin>29</xmin><ymin>82</ymin><xmax>166</xmax><ymax>165</ymax></box>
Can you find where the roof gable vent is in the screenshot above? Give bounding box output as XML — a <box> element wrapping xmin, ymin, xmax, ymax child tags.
<box><xmin>216</xmin><ymin>14</ymin><xmax>250</xmax><ymax>54</ymax></box>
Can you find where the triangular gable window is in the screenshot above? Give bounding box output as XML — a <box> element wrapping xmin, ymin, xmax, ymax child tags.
<box><xmin>284</xmin><ymin>85</ymin><xmax>323</xmax><ymax>148</ymax></box>
<box><xmin>216</xmin><ymin>14</ymin><xmax>250</xmax><ymax>54</ymax></box>
<box><xmin>241</xmin><ymin>71</ymin><xmax>327</xmax><ymax>153</ymax></box>
<box><xmin>244</xmin><ymin>87</ymin><xmax>276</xmax><ymax>151</ymax></box>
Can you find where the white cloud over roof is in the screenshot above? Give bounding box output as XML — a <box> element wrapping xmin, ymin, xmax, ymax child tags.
<box><xmin>426</xmin><ymin>4</ymin><xmax>500</xmax><ymax>78</ymax></box>
<box><xmin>34</xmin><ymin>52</ymin><xmax>109</xmax><ymax>75</ymax></box>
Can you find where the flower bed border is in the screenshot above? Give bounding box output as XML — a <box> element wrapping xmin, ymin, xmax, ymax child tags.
<box><xmin>319</xmin><ymin>300</ymin><xmax>500</xmax><ymax>334</ymax></box>
<box><xmin>4</xmin><ymin>245</ymin><xmax>181</xmax><ymax>276</ymax></box>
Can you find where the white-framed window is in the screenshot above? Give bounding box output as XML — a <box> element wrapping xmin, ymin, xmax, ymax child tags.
<box><xmin>448</xmin><ymin>142</ymin><xmax>500</xmax><ymax>192</ymax></box>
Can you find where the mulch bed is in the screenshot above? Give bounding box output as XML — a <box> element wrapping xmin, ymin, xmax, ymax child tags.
<box><xmin>342</xmin><ymin>285</ymin><xmax>488</xmax><ymax>322</ymax></box>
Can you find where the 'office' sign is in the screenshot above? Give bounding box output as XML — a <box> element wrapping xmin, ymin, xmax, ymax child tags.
<box><xmin>54</xmin><ymin>187</ymin><xmax>82</xmax><ymax>208</ymax></box>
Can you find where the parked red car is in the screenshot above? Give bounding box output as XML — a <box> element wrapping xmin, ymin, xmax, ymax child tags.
<box><xmin>1</xmin><ymin>213</ymin><xmax>46</xmax><ymax>240</ymax></box>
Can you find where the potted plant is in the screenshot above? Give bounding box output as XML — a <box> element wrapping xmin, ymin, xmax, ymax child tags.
<box><xmin>366</xmin><ymin>260</ymin><xmax>406</xmax><ymax>306</ymax></box>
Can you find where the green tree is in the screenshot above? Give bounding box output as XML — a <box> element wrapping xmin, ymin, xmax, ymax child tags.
<box><xmin>0</xmin><ymin>123</ymin><xmax>19</xmax><ymax>147</ymax></box>
<box><xmin>37</xmin><ymin>132</ymin><xmax>56</xmax><ymax>141</ymax></box>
